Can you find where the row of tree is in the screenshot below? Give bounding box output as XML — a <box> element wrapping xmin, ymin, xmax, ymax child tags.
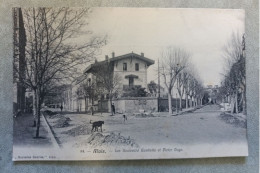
<box><xmin>218</xmin><ymin>33</ymin><xmax>246</xmax><ymax>115</ymax></box>
<box><xmin>159</xmin><ymin>47</ymin><xmax>205</xmax><ymax>114</ymax></box>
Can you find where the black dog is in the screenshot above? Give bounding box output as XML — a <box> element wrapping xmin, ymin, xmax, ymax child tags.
<box><xmin>90</xmin><ymin>120</ymin><xmax>104</xmax><ymax>132</ymax></box>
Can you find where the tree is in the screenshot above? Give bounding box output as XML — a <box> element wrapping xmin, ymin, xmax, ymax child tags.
<box><xmin>176</xmin><ymin>70</ymin><xmax>191</xmax><ymax>110</ymax></box>
<box><xmin>194</xmin><ymin>82</ymin><xmax>205</xmax><ymax>106</ymax></box>
<box><xmin>77</xmin><ymin>77</ymin><xmax>97</xmax><ymax>112</ymax></box>
<box><xmin>90</xmin><ymin>60</ymin><xmax>122</xmax><ymax>115</ymax></box>
<box><xmin>221</xmin><ymin>33</ymin><xmax>245</xmax><ymax>114</ymax></box>
<box><xmin>16</xmin><ymin>8</ymin><xmax>106</xmax><ymax>138</ymax></box>
<box><xmin>187</xmin><ymin>76</ymin><xmax>198</xmax><ymax>107</ymax></box>
<box><xmin>147</xmin><ymin>81</ymin><xmax>158</xmax><ymax>96</ymax></box>
<box><xmin>160</xmin><ymin>47</ymin><xmax>190</xmax><ymax>114</ymax></box>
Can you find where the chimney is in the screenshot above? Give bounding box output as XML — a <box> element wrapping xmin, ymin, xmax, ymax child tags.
<box><xmin>141</xmin><ymin>52</ymin><xmax>144</xmax><ymax>57</ymax></box>
<box><xmin>112</xmin><ymin>52</ymin><xmax>115</xmax><ymax>58</ymax></box>
<box><xmin>105</xmin><ymin>55</ymin><xmax>109</xmax><ymax>61</ymax></box>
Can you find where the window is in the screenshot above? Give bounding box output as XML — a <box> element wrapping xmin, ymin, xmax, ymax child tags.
<box><xmin>123</xmin><ymin>63</ymin><xmax>127</xmax><ymax>71</ymax></box>
<box><xmin>135</xmin><ymin>63</ymin><xmax>139</xmax><ymax>71</ymax></box>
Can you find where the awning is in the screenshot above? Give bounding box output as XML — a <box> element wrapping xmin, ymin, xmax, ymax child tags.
<box><xmin>125</xmin><ymin>74</ymin><xmax>139</xmax><ymax>79</ymax></box>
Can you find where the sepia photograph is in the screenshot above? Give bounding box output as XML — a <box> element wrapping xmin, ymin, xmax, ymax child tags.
<box><xmin>12</xmin><ymin>7</ymin><xmax>247</xmax><ymax>160</ymax></box>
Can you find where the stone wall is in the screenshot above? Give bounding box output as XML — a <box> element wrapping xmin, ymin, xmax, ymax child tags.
<box><xmin>113</xmin><ymin>97</ymin><xmax>158</xmax><ymax>113</ymax></box>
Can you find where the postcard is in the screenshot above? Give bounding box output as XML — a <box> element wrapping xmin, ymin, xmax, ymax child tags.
<box><xmin>12</xmin><ymin>7</ymin><xmax>247</xmax><ymax>160</ymax></box>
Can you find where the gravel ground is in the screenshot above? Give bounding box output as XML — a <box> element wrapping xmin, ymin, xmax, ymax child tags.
<box><xmin>53</xmin><ymin>117</ymin><xmax>71</xmax><ymax>128</ymax></box>
<box><xmin>73</xmin><ymin>132</ymin><xmax>138</xmax><ymax>148</ymax></box>
<box><xmin>45</xmin><ymin>105</ymin><xmax>247</xmax><ymax>150</ymax></box>
<box><xmin>61</xmin><ymin>124</ymin><xmax>91</xmax><ymax>136</ymax></box>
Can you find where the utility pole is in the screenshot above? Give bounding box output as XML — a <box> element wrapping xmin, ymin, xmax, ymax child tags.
<box><xmin>158</xmin><ymin>58</ymin><xmax>160</xmax><ymax>98</ymax></box>
<box><xmin>157</xmin><ymin>59</ymin><xmax>161</xmax><ymax>112</ymax></box>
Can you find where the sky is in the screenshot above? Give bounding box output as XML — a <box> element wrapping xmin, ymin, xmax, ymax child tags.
<box><xmin>82</xmin><ymin>7</ymin><xmax>244</xmax><ymax>87</ymax></box>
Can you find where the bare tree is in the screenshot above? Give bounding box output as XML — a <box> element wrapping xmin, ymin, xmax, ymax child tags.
<box><xmin>187</xmin><ymin>76</ymin><xmax>198</xmax><ymax>107</ymax></box>
<box><xmin>160</xmin><ymin>47</ymin><xmax>190</xmax><ymax>114</ymax></box>
<box><xmin>79</xmin><ymin>79</ymin><xmax>96</xmax><ymax>113</ymax></box>
<box><xmin>176</xmin><ymin>69</ymin><xmax>192</xmax><ymax>110</ymax></box>
<box><xmin>221</xmin><ymin>33</ymin><xmax>245</xmax><ymax>114</ymax></box>
<box><xmin>90</xmin><ymin>60</ymin><xmax>122</xmax><ymax>115</ymax></box>
<box><xmin>15</xmin><ymin>8</ymin><xmax>106</xmax><ymax>138</ymax></box>
<box><xmin>194</xmin><ymin>82</ymin><xmax>204</xmax><ymax>106</ymax></box>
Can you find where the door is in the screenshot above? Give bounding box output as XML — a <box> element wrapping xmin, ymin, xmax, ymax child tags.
<box><xmin>129</xmin><ymin>77</ymin><xmax>134</xmax><ymax>87</ymax></box>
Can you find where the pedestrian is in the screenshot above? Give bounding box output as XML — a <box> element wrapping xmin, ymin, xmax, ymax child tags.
<box><xmin>112</xmin><ymin>103</ymin><xmax>115</xmax><ymax>115</ymax></box>
<box><xmin>123</xmin><ymin>114</ymin><xmax>127</xmax><ymax>123</ymax></box>
<box><xmin>90</xmin><ymin>105</ymin><xmax>94</xmax><ymax>115</ymax></box>
<box><xmin>60</xmin><ymin>105</ymin><xmax>63</xmax><ymax>112</ymax></box>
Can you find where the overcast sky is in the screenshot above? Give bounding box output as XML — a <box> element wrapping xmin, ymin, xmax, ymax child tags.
<box><xmin>85</xmin><ymin>7</ymin><xmax>244</xmax><ymax>86</ymax></box>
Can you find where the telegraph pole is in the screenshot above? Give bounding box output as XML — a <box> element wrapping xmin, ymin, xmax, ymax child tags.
<box><xmin>158</xmin><ymin>58</ymin><xmax>160</xmax><ymax>112</ymax></box>
<box><xmin>158</xmin><ymin>59</ymin><xmax>160</xmax><ymax>98</ymax></box>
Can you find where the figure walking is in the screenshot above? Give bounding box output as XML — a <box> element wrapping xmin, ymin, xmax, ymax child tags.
<box><xmin>112</xmin><ymin>103</ymin><xmax>115</xmax><ymax>115</ymax></box>
<box><xmin>90</xmin><ymin>105</ymin><xmax>94</xmax><ymax>115</ymax></box>
<box><xmin>123</xmin><ymin>114</ymin><xmax>127</xmax><ymax>123</ymax></box>
<box><xmin>60</xmin><ymin>105</ymin><xmax>63</xmax><ymax>112</ymax></box>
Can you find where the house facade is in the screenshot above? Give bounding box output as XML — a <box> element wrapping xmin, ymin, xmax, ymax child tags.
<box><xmin>85</xmin><ymin>52</ymin><xmax>155</xmax><ymax>94</ymax></box>
<box><xmin>59</xmin><ymin>52</ymin><xmax>155</xmax><ymax>113</ymax></box>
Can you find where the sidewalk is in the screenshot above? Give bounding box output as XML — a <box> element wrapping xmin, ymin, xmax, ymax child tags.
<box><xmin>170</xmin><ymin>105</ymin><xmax>204</xmax><ymax>116</ymax></box>
<box><xmin>219</xmin><ymin>112</ymin><xmax>246</xmax><ymax>128</ymax></box>
<box><xmin>13</xmin><ymin>113</ymin><xmax>54</xmax><ymax>147</ymax></box>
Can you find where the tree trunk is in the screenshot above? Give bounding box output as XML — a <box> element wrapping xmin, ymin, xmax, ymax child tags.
<box><xmin>91</xmin><ymin>97</ymin><xmax>94</xmax><ymax>115</ymax></box>
<box><xmin>168</xmin><ymin>93</ymin><xmax>172</xmax><ymax>114</ymax></box>
<box><xmin>179</xmin><ymin>97</ymin><xmax>182</xmax><ymax>111</ymax></box>
<box><xmin>35</xmin><ymin>90</ymin><xmax>41</xmax><ymax>138</ymax></box>
<box><xmin>242</xmin><ymin>89</ymin><xmax>246</xmax><ymax>115</ymax></box>
<box><xmin>84</xmin><ymin>97</ymin><xmax>87</xmax><ymax>112</ymax></box>
<box><xmin>109</xmin><ymin>97</ymin><xmax>113</xmax><ymax>115</ymax></box>
<box><xmin>32</xmin><ymin>90</ymin><xmax>37</xmax><ymax>127</ymax></box>
<box><xmin>190</xmin><ymin>96</ymin><xmax>193</xmax><ymax>107</ymax></box>
<box><xmin>185</xmin><ymin>94</ymin><xmax>188</xmax><ymax>109</ymax></box>
<box><xmin>231</xmin><ymin>93</ymin><xmax>236</xmax><ymax>114</ymax></box>
<box><xmin>235</xmin><ymin>91</ymin><xmax>238</xmax><ymax>114</ymax></box>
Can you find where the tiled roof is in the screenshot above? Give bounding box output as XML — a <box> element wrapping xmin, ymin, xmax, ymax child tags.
<box><xmin>84</xmin><ymin>52</ymin><xmax>154</xmax><ymax>73</ymax></box>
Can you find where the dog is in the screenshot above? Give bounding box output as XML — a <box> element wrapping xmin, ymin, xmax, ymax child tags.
<box><xmin>90</xmin><ymin>120</ymin><xmax>104</xmax><ymax>132</ymax></box>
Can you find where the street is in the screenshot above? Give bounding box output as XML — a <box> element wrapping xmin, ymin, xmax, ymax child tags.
<box><xmin>45</xmin><ymin>104</ymin><xmax>247</xmax><ymax>149</ymax></box>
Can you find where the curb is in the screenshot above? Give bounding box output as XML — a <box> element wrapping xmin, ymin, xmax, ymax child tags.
<box><xmin>171</xmin><ymin>105</ymin><xmax>206</xmax><ymax>116</ymax></box>
<box><xmin>41</xmin><ymin>112</ymin><xmax>62</xmax><ymax>149</ymax></box>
